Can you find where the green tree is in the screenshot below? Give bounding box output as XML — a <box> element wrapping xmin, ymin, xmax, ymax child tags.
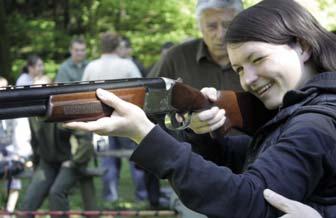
<box><xmin>2</xmin><ymin>0</ymin><xmax>198</xmax><ymax>83</ymax></box>
<box><xmin>0</xmin><ymin>0</ymin><xmax>12</xmax><ymax>81</ymax></box>
<box><xmin>2</xmin><ymin>0</ymin><xmax>336</xmax><ymax>83</ymax></box>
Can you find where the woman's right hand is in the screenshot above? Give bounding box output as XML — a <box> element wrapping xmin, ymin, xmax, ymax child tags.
<box><xmin>188</xmin><ymin>87</ymin><xmax>226</xmax><ymax>134</ymax></box>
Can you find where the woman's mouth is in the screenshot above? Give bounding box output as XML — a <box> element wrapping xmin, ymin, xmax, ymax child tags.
<box><xmin>255</xmin><ymin>82</ymin><xmax>273</xmax><ymax>96</ymax></box>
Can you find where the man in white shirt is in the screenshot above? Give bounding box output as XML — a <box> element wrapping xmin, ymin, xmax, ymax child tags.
<box><xmin>82</xmin><ymin>31</ymin><xmax>146</xmax><ymax>203</ymax></box>
<box><xmin>82</xmin><ymin>32</ymin><xmax>141</xmax><ymax>81</ymax></box>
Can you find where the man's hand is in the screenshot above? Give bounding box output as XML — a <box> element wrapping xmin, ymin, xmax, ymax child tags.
<box><xmin>263</xmin><ymin>189</ymin><xmax>322</xmax><ymax>218</ymax></box>
<box><xmin>64</xmin><ymin>89</ymin><xmax>155</xmax><ymax>144</ymax></box>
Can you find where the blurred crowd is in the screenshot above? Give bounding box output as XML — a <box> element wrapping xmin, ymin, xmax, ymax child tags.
<box><xmin>0</xmin><ymin>32</ymin><xmax>175</xmax><ymax>217</ymax></box>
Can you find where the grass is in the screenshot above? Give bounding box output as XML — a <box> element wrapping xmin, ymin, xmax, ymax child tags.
<box><xmin>1</xmin><ymin>159</ymin><xmax>176</xmax><ymax>218</ymax></box>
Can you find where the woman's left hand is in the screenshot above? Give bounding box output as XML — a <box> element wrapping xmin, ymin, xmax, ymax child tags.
<box><xmin>188</xmin><ymin>87</ymin><xmax>226</xmax><ymax>134</ymax></box>
<box><xmin>188</xmin><ymin>106</ymin><xmax>226</xmax><ymax>134</ymax></box>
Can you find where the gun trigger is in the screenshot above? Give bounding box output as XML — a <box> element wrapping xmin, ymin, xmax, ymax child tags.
<box><xmin>164</xmin><ymin>112</ymin><xmax>191</xmax><ymax>131</ymax></box>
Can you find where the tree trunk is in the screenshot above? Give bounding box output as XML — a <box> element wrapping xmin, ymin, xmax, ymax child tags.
<box><xmin>0</xmin><ymin>0</ymin><xmax>13</xmax><ymax>82</ymax></box>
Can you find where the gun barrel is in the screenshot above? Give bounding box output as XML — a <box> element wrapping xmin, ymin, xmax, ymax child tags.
<box><xmin>0</xmin><ymin>78</ymin><xmax>166</xmax><ymax>120</ymax></box>
<box><xmin>0</xmin><ymin>78</ymin><xmax>165</xmax><ymax>101</ymax></box>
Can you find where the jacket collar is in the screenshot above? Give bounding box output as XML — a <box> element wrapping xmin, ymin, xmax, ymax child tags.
<box><xmin>261</xmin><ymin>72</ymin><xmax>336</xmax><ymax>131</ymax></box>
<box><xmin>282</xmin><ymin>72</ymin><xmax>336</xmax><ymax>108</ymax></box>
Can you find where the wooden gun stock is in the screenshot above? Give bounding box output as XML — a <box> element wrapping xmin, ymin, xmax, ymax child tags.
<box><xmin>170</xmin><ymin>82</ymin><xmax>274</xmax><ymax>135</ymax></box>
<box><xmin>47</xmin><ymin>87</ymin><xmax>146</xmax><ymax>122</ymax></box>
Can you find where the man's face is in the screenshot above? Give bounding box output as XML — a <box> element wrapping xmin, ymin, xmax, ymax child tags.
<box><xmin>117</xmin><ymin>40</ymin><xmax>132</xmax><ymax>58</ymax></box>
<box><xmin>70</xmin><ymin>42</ymin><xmax>86</xmax><ymax>63</ymax></box>
<box><xmin>199</xmin><ymin>8</ymin><xmax>237</xmax><ymax>60</ymax></box>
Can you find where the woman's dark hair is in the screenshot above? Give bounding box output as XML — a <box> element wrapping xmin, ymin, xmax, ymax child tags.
<box><xmin>21</xmin><ymin>54</ymin><xmax>41</xmax><ymax>74</ymax></box>
<box><xmin>225</xmin><ymin>0</ymin><xmax>336</xmax><ymax>72</ymax></box>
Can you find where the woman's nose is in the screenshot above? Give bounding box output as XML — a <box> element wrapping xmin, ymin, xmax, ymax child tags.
<box><xmin>242</xmin><ymin>67</ymin><xmax>258</xmax><ymax>86</ymax></box>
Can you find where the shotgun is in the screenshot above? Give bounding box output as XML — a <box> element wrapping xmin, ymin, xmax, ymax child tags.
<box><xmin>0</xmin><ymin>77</ymin><xmax>273</xmax><ymax>135</ymax></box>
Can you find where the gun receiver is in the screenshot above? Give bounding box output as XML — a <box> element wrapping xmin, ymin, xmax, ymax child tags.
<box><xmin>0</xmin><ymin>78</ymin><xmax>273</xmax><ymax>135</ymax></box>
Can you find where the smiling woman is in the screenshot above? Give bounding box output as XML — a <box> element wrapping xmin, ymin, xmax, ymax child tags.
<box><xmin>64</xmin><ymin>0</ymin><xmax>336</xmax><ymax>217</ymax></box>
<box><xmin>228</xmin><ymin>41</ymin><xmax>315</xmax><ymax>109</ymax></box>
<box><xmin>226</xmin><ymin>0</ymin><xmax>336</xmax><ymax>109</ymax></box>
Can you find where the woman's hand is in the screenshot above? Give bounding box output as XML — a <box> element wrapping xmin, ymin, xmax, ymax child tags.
<box><xmin>188</xmin><ymin>87</ymin><xmax>226</xmax><ymax>134</ymax></box>
<box><xmin>64</xmin><ymin>89</ymin><xmax>155</xmax><ymax>144</ymax></box>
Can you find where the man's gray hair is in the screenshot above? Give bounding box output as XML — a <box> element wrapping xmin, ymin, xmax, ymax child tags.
<box><xmin>195</xmin><ymin>0</ymin><xmax>243</xmax><ymax>21</ymax></box>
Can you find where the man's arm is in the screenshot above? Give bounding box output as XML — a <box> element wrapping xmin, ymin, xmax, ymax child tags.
<box><xmin>147</xmin><ymin>52</ymin><xmax>176</xmax><ymax>78</ymax></box>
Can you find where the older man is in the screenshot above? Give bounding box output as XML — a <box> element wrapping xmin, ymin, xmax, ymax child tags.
<box><xmin>148</xmin><ymin>0</ymin><xmax>244</xmax><ymax>217</ymax></box>
<box><xmin>148</xmin><ymin>0</ymin><xmax>243</xmax><ymax>91</ymax></box>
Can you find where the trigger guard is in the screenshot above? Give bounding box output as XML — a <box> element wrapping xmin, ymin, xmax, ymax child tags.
<box><xmin>164</xmin><ymin>112</ymin><xmax>191</xmax><ymax>131</ymax></box>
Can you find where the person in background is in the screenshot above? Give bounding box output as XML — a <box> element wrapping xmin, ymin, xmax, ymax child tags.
<box><xmin>143</xmin><ymin>41</ymin><xmax>176</xmax><ymax>210</ymax></box>
<box><xmin>82</xmin><ymin>31</ymin><xmax>146</xmax><ymax>203</ymax></box>
<box><xmin>16</xmin><ymin>55</ymin><xmax>44</xmax><ymax>86</ymax></box>
<box><xmin>82</xmin><ymin>32</ymin><xmax>141</xmax><ymax>81</ymax></box>
<box><xmin>56</xmin><ymin>37</ymin><xmax>88</xmax><ymax>82</ymax></box>
<box><xmin>160</xmin><ymin>41</ymin><xmax>175</xmax><ymax>56</ymax></box>
<box><xmin>54</xmin><ymin>37</ymin><xmax>97</xmax><ymax>215</ymax></box>
<box><xmin>0</xmin><ymin>76</ymin><xmax>7</xmax><ymax>87</ymax></box>
<box><xmin>0</xmin><ymin>76</ymin><xmax>32</xmax><ymax>213</ymax></box>
<box><xmin>65</xmin><ymin>0</ymin><xmax>336</xmax><ymax>217</ymax></box>
<box><xmin>20</xmin><ymin>75</ymin><xmax>97</xmax><ymax>218</ymax></box>
<box><xmin>146</xmin><ymin>41</ymin><xmax>175</xmax><ymax>74</ymax></box>
<box><xmin>148</xmin><ymin>0</ymin><xmax>243</xmax><ymax>91</ymax></box>
<box><xmin>147</xmin><ymin>0</ymin><xmax>244</xmax><ymax>216</ymax></box>
<box><xmin>118</xmin><ymin>36</ymin><xmax>148</xmax><ymax>77</ymax></box>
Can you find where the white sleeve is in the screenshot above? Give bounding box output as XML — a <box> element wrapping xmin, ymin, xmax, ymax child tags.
<box><xmin>13</xmin><ymin>118</ymin><xmax>32</xmax><ymax>158</ymax></box>
<box><xmin>82</xmin><ymin>63</ymin><xmax>92</xmax><ymax>81</ymax></box>
<box><xmin>127</xmin><ymin>60</ymin><xmax>142</xmax><ymax>78</ymax></box>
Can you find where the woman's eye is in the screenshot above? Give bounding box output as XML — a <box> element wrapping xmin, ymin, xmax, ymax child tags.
<box><xmin>235</xmin><ymin>67</ymin><xmax>243</xmax><ymax>75</ymax></box>
<box><xmin>253</xmin><ymin>57</ymin><xmax>263</xmax><ymax>64</ymax></box>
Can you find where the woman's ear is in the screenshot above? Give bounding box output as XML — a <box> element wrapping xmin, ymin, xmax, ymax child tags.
<box><xmin>297</xmin><ymin>39</ymin><xmax>312</xmax><ymax>62</ymax></box>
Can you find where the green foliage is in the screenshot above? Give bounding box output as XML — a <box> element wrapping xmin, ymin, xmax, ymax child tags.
<box><xmin>88</xmin><ymin>0</ymin><xmax>199</xmax><ymax>66</ymax></box>
<box><xmin>4</xmin><ymin>0</ymin><xmax>198</xmax><ymax>80</ymax></box>
<box><xmin>243</xmin><ymin>0</ymin><xmax>336</xmax><ymax>31</ymax></box>
<box><xmin>3</xmin><ymin>0</ymin><xmax>336</xmax><ymax>82</ymax></box>
<box><xmin>243</xmin><ymin>0</ymin><xmax>261</xmax><ymax>7</ymax></box>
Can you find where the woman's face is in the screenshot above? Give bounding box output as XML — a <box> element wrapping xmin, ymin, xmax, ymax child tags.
<box><xmin>228</xmin><ymin>41</ymin><xmax>313</xmax><ymax>109</ymax></box>
<box><xmin>29</xmin><ymin>59</ymin><xmax>44</xmax><ymax>77</ymax></box>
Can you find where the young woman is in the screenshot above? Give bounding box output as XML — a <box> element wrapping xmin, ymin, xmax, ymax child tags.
<box><xmin>65</xmin><ymin>0</ymin><xmax>336</xmax><ymax>217</ymax></box>
<box><xmin>16</xmin><ymin>55</ymin><xmax>44</xmax><ymax>86</ymax></box>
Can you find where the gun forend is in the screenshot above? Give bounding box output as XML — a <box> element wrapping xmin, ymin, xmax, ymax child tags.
<box><xmin>46</xmin><ymin>87</ymin><xmax>147</xmax><ymax>122</ymax></box>
<box><xmin>0</xmin><ymin>78</ymin><xmax>166</xmax><ymax>121</ymax></box>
